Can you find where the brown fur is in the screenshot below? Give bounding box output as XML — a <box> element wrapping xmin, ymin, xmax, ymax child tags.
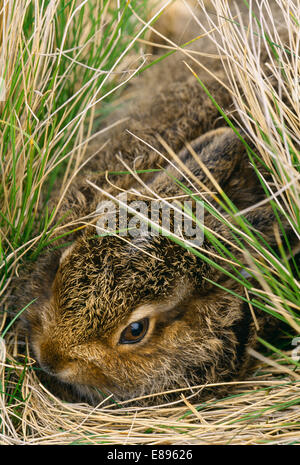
<box><xmin>15</xmin><ymin>2</ymin><xmax>292</xmax><ymax>405</ymax></box>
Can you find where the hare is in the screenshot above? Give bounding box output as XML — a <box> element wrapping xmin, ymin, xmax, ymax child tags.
<box><xmin>16</xmin><ymin>2</ymin><xmax>292</xmax><ymax>404</ymax></box>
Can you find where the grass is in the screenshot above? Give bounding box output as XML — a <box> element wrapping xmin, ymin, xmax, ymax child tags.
<box><xmin>1</xmin><ymin>0</ymin><xmax>300</xmax><ymax>445</ymax></box>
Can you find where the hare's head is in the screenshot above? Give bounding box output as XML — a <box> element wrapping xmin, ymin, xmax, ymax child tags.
<box><xmin>22</xmin><ymin>223</ymin><xmax>256</xmax><ymax>403</ymax></box>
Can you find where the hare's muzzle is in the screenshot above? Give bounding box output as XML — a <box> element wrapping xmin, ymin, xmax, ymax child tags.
<box><xmin>37</xmin><ymin>340</ymin><xmax>72</xmax><ymax>378</ymax></box>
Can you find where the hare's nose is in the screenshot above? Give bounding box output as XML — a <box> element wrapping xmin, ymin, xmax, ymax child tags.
<box><xmin>38</xmin><ymin>341</ymin><xmax>68</xmax><ymax>376</ymax></box>
<box><xmin>39</xmin><ymin>352</ymin><xmax>62</xmax><ymax>376</ymax></box>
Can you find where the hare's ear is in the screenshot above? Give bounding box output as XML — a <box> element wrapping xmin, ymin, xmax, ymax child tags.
<box><xmin>178</xmin><ymin>127</ymin><xmax>247</xmax><ymax>190</ymax></box>
<box><xmin>186</xmin><ymin>129</ymin><xmax>293</xmax><ymax>257</ymax></box>
<box><xmin>180</xmin><ymin>127</ymin><xmax>270</xmax><ymax>212</ymax></box>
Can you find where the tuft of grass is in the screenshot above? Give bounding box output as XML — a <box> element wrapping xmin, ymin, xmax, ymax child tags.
<box><xmin>0</xmin><ymin>0</ymin><xmax>151</xmax><ymax>301</ymax></box>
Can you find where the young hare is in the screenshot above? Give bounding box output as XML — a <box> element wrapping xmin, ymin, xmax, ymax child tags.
<box><xmin>17</xmin><ymin>2</ymin><xmax>293</xmax><ymax>404</ymax></box>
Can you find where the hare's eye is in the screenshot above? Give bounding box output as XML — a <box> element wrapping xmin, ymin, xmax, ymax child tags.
<box><xmin>119</xmin><ymin>318</ymin><xmax>149</xmax><ymax>344</ymax></box>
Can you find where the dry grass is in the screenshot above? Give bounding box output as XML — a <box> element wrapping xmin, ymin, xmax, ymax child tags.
<box><xmin>1</xmin><ymin>0</ymin><xmax>300</xmax><ymax>445</ymax></box>
<box><xmin>1</xmin><ymin>333</ymin><xmax>300</xmax><ymax>444</ymax></box>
